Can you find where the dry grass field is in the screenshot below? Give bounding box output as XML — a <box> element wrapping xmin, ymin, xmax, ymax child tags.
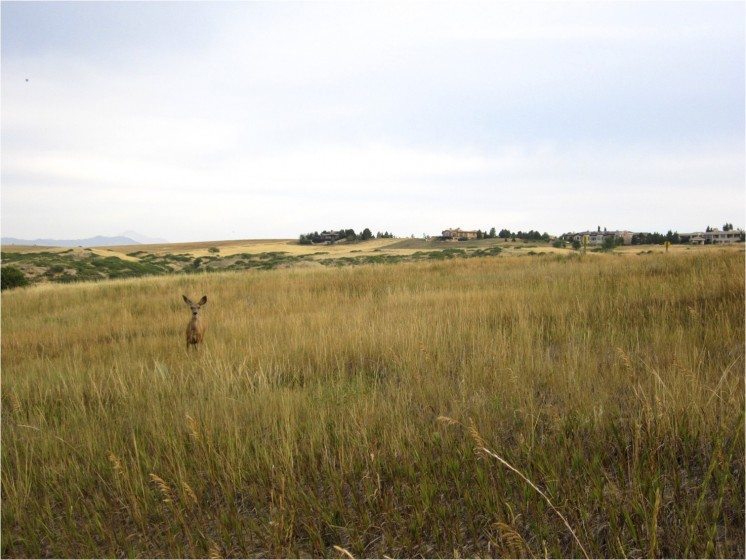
<box><xmin>3</xmin><ymin>237</ymin><xmax>531</xmax><ymax>260</ymax></box>
<box><xmin>1</xmin><ymin>249</ymin><xmax>743</xmax><ymax>558</ymax></box>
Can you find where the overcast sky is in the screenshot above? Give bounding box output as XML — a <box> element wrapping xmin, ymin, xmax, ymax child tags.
<box><xmin>2</xmin><ymin>1</ymin><xmax>744</xmax><ymax>241</ymax></box>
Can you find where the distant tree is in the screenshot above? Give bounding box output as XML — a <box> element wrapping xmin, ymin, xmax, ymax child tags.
<box><xmin>476</xmin><ymin>230</ymin><xmax>484</xmax><ymax>239</ymax></box>
<box><xmin>498</xmin><ymin>229</ymin><xmax>512</xmax><ymax>239</ymax></box>
<box><xmin>299</xmin><ymin>231</ymin><xmax>325</xmax><ymax>244</ymax></box>
<box><xmin>597</xmin><ymin>226</ymin><xmax>601</xmax><ymax>232</ymax></box>
<box><xmin>541</xmin><ymin>232</ymin><xmax>550</xmax><ymax>242</ymax></box>
<box><xmin>552</xmin><ymin>239</ymin><xmax>566</xmax><ymax>248</ymax></box>
<box><xmin>360</xmin><ymin>228</ymin><xmax>373</xmax><ymax>241</ymax></box>
<box><xmin>723</xmin><ymin>223</ymin><xmax>733</xmax><ymax>231</ymax></box>
<box><xmin>571</xmin><ymin>240</ymin><xmax>581</xmax><ymax>250</ymax></box>
<box><xmin>488</xmin><ymin>227</ymin><xmax>496</xmax><ymax>238</ymax></box>
<box><xmin>1</xmin><ymin>266</ymin><xmax>28</xmax><ymax>290</ymax></box>
<box><xmin>601</xmin><ymin>236</ymin><xmax>623</xmax><ymax>250</ymax></box>
<box><xmin>601</xmin><ymin>236</ymin><xmax>616</xmax><ymax>251</ymax></box>
<box><xmin>706</xmin><ymin>225</ymin><xmax>713</xmax><ymax>232</ymax></box>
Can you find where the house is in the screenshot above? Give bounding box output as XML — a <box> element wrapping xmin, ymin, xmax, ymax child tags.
<box><xmin>684</xmin><ymin>233</ymin><xmax>706</xmax><ymax>245</ymax></box>
<box><xmin>567</xmin><ymin>230</ymin><xmax>633</xmax><ymax>245</ymax></box>
<box><xmin>687</xmin><ymin>229</ymin><xmax>744</xmax><ymax>245</ymax></box>
<box><xmin>442</xmin><ymin>228</ymin><xmax>479</xmax><ymax>240</ymax></box>
<box><xmin>320</xmin><ymin>230</ymin><xmax>344</xmax><ymax>242</ymax></box>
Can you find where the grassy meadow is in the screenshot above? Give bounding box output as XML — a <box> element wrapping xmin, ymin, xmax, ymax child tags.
<box><xmin>1</xmin><ymin>249</ymin><xmax>744</xmax><ymax>558</ymax></box>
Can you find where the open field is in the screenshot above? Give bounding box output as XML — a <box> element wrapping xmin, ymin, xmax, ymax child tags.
<box><xmin>2</xmin><ymin>250</ymin><xmax>744</xmax><ymax>558</ymax></box>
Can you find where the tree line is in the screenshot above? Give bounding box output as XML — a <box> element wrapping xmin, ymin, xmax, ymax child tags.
<box><xmin>447</xmin><ymin>228</ymin><xmax>551</xmax><ymax>241</ymax></box>
<box><xmin>631</xmin><ymin>231</ymin><xmax>683</xmax><ymax>245</ymax></box>
<box><xmin>299</xmin><ymin>229</ymin><xmax>394</xmax><ymax>245</ymax></box>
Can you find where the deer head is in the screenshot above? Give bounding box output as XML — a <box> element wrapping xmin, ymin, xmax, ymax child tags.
<box><xmin>182</xmin><ymin>295</ymin><xmax>207</xmax><ymax>318</ymax></box>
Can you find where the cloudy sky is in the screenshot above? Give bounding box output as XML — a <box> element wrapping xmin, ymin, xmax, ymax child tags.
<box><xmin>2</xmin><ymin>1</ymin><xmax>744</xmax><ymax>241</ymax></box>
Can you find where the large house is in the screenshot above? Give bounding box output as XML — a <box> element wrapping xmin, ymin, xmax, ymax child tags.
<box><xmin>320</xmin><ymin>230</ymin><xmax>345</xmax><ymax>242</ymax></box>
<box><xmin>564</xmin><ymin>230</ymin><xmax>633</xmax><ymax>245</ymax></box>
<box><xmin>442</xmin><ymin>228</ymin><xmax>479</xmax><ymax>240</ymax></box>
<box><xmin>686</xmin><ymin>229</ymin><xmax>744</xmax><ymax>245</ymax></box>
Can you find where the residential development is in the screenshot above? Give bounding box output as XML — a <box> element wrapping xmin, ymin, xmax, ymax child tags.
<box><xmin>561</xmin><ymin>227</ymin><xmax>744</xmax><ymax>246</ymax></box>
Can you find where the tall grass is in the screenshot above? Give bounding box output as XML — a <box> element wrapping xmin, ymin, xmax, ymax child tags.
<box><xmin>2</xmin><ymin>251</ymin><xmax>743</xmax><ymax>558</ymax></box>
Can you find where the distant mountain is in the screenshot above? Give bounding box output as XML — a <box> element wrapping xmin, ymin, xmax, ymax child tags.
<box><xmin>1</xmin><ymin>236</ymin><xmax>141</xmax><ymax>247</ymax></box>
<box><xmin>119</xmin><ymin>231</ymin><xmax>168</xmax><ymax>244</ymax></box>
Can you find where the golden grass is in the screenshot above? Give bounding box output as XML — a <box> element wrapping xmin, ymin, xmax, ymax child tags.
<box><xmin>1</xmin><ymin>250</ymin><xmax>744</xmax><ymax>557</ymax></box>
<box><xmin>4</xmin><ymin>236</ymin><xmax>737</xmax><ymax>264</ymax></box>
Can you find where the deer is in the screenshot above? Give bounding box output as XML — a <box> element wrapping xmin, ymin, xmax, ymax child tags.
<box><xmin>182</xmin><ymin>295</ymin><xmax>207</xmax><ymax>349</ymax></box>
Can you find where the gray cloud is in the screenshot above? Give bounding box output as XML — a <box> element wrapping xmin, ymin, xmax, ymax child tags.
<box><xmin>2</xmin><ymin>1</ymin><xmax>744</xmax><ymax>240</ymax></box>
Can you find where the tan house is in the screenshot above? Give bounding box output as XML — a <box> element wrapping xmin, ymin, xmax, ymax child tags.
<box><xmin>688</xmin><ymin>229</ymin><xmax>744</xmax><ymax>245</ymax></box>
<box><xmin>442</xmin><ymin>228</ymin><xmax>479</xmax><ymax>240</ymax></box>
<box><xmin>570</xmin><ymin>230</ymin><xmax>633</xmax><ymax>245</ymax></box>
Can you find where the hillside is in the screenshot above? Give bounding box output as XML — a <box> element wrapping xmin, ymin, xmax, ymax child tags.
<box><xmin>2</xmin><ymin>237</ymin><xmax>738</xmax><ymax>288</ymax></box>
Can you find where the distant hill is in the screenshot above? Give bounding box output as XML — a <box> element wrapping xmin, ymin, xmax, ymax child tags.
<box><xmin>119</xmin><ymin>231</ymin><xmax>168</xmax><ymax>244</ymax></box>
<box><xmin>1</xmin><ymin>236</ymin><xmax>141</xmax><ymax>247</ymax></box>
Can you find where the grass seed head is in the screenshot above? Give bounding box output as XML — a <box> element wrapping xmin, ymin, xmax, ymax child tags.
<box><xmin>185</xmin><ymin>414</ymin><xmax>200</xmax><ymax>441</ymax></box>
<box><xmin>208</xmin><ymin>540</ymin><xmax>222</xmax><ymax>559</ymax></box>
<box><xmin>107</xmin><ymin>451</ymin><xmax>125</xmax><ymax>478</ymax></box>
<box><xmin>149</xmin><ymin>473</ymin><xmax>173</xmax><ymax>503</ymax></box>
<box><xmin>181</xmin><ymin>480</ymin><xmax>198</xmax><ymax>508</ymax></box>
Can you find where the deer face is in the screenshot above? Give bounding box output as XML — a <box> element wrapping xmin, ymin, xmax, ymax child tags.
<box><xmin>183</xmin><ymin>295</ymin><xmax>207</xmax><ymax>318</ymax></box>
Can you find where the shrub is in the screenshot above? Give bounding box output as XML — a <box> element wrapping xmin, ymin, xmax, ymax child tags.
<box><xmin>1</xmin><ymin>266</ymin><xmax>29</xmax><ymax>290</ymax></box>
<box><xmin>602</xmin><ymin>236</ymin><xmax>618</xmax><ymax>251</ymax></box>
<box><xmin>208</xmin><ymin>247</ymin><xmax>220</xmax><ymax>254</ymax></box>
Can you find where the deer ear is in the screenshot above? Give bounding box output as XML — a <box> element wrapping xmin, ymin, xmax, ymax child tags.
<box><xmin>182</xmin><ymin>295</ymin><xmax>193</xmax><ymax>305</ymax></box>
<box><xmin>199</xmin><ymin>295</ymin><xmax>207</xmax><ymax>306</ymax></box>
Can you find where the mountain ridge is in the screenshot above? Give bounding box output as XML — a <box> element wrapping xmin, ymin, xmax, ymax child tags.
<box><xmin>2</xmin><ymin>235</ymin><xmax>141</xmax><ymax>247</ymax></box>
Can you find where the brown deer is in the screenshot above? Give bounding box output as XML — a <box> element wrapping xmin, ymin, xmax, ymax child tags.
<box><xmin>182</xmin><ymin>295</ymin><xmax>207</xmax><ymax>349</ymax></box>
